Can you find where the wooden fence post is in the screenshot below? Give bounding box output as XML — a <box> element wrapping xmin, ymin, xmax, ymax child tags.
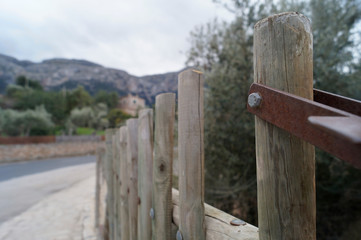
<box><xmin>253</xmin><ymin>12</ymin><xmax>316</xmax><ymax>239</ymax></box>
<box><xmin>112</xmin><ymin>130</ymin><xmax>121</xmax><ymax>240</ymax></box>
<box><xmin>127</xmin><ymin>119</ymin><xmax>139</xmax><ymax>240</ymax></box>
<box><xmin>95</xmin><ymin>146</ymin><xmax>102</xmax><ymax>229</ymax></box>
<box><xmin>119</xmin><ymin>126</ymin><xmax>130</xmax><ymax>240</ymax></box>
<box><xmin>152</xmin><ymin>93</ymin><xmax>176</xmax><ymax>240</ymax></box>
<box><xmin>138</xmin><ymin>108</ymin><xmax>154</xmax><ymax>240</ymax></box>
<box><xmin>105</xmin><ymin>129</ymin><xmax>115</xmax><ymax>240</ymax></box>
<box><xmin>178</xmin><ymin>69</ymin><xmax>206</xmax><ymax>240</ymax></box>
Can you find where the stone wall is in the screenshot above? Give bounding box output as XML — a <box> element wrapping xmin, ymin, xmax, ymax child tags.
<box><xmin>0</xmin><ymin>142</ymin><xmax>105</xmax><ymax>164</ymax></box>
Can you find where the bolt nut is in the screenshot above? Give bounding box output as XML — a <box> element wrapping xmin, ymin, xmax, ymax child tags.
<box><xmin>176</xmin><ymin>230</ymin><xmax>183</xmax><ymax>240</ymax></box>
<box><xmin>230</xmin><ymin>218</ymin><xmax>246</xmax><ymax>226</ymax></box>
<box><xmin>150</xmin><ymin>208</ymin><xmax>155</xmax><ymax>220</ymax></box>
<box><xmin>248</xmin><ymin>92</ymin><xmax>262</xmax><ymax>108</ymax></box>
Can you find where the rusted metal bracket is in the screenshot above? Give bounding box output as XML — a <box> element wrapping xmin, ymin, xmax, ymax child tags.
<box><xmin>247</xmin><ymin>83</ymin><xmax>361</xmax><ymax>169</ymax></box>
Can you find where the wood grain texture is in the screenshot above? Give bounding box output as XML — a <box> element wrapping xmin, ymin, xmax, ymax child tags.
<box><xmin>253</xmin><ymin>12</ymin><xmax>316</xmax><ymax>239</ymax></box>
<box><xmin>95</xmin><ymin>147</ymin><xmax>102</xmax><ymax>228</ymax></box>
<box><xmin>119</xmin><ymin>126</ymin><xmax>130</xmax><ymax>240</ymax></box>
<box><xmin>178</xmin><ymin>69</ymin><xmax>206</xmax><ymax>240</ymax></box>
<box><xmin>112</xmin><ymin>130</ymin><xmax>121</xmax><ymax>240</ymax></box>
<box><xmin>105</xmin><ymin>129</ymin><xmax>115</xmax><ymax>239</ymax></box>
<box><xmin>95</xmin><ymin>147</ymin><xmax>107</xmax><ymax>232</ymax></box>
<box><xmin>172</xmin><ymin>189</ymin><xmax>259</xmax><ymax>240</ymax></box>
<box><xmin>126</xmin><ymin>119</ymin><xmax>139</xmax><ymax>240</ymax></box>
<box><xmin>152</xmin><ymin>93</ymin><xmax>176</xmax><ymax>240</ymax></box>
<box><xmin>138</xmin><ymin>109</ymin><xmax>154</xmax><ymax>240</ymax></box>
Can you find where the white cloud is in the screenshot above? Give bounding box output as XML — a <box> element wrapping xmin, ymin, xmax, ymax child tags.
<box><xmin>0</xmin><ymin>0</ymin><xmax>233</xmax><ymax>75</ymax></box>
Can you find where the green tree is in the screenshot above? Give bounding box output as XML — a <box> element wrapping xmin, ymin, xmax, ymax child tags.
<box><xmin>69</xmin><ymin>107</ymin><xmax>95</xmax><ymax>128</ymax></box>
<box><xmin>107</xmin><ymin>109</ymin><xmax>132</xmax><ymax>128</ymax></box>
<box><xmin>66</xmin><ymin>85</ymin><xmax>92</xmax><ymax>113</ymax></box>
<box><xmin>94</xmin><ymin>90</ymin><xmax>119</xmax><ymax>109</ymax></box>
<box><xmin>0</xmin><ymin>108</ymin><xmax>23</xmax><ymax>136</ymax></box>
<box><xmin>68</xmin><ymin>103</ymin><xmax>109</xmax><ymax>130</ymax></box>
<box><xmin>187</xmin><ymin>16</ymin><xmax>258</xmax><ymax>222</ymax></box>
<box><xmin>188</xmin><ymin>0</ymin><xmax>361</xmax><ymax>237</ymax></box>
<box><xmin>14</xmin><ymin>91</ymin><xmax>67</xmax><ymax>124</ymax></box>
<box><xmin>92</xmin><ymin>103</ymin><xmax>109</xmax><ymax>130</ymax></box>
<box><xmin>5</xmin><ymin>84</ymin><xmax>31</xmax><ymax>99</ymax></box>
<box><xmin>311</xmin><ymin>0</ymin><xmax>361</xmax><ymax>100</ymax></box>
<box><xmin>15</xmin><ymin>75</ymin><xmax>43</xmax><ymax>91</ymax></box>
<box><xmin>0</xmin><ymin>105</ymin><xmax>54</xmax><ymax>136</ymax></box>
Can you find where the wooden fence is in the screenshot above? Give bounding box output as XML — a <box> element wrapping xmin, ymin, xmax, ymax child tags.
<box><xmin>95</xmin><ymin>12</ymin><xmax>361</xmax><ymax>240</ymax></box>
<box><xmin>95</xmin><ymin>69</ymin><xmax>259</xmax><ymax>240</ymax></box>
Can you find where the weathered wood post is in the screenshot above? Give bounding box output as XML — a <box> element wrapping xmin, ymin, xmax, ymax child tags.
<box><xmin>127</xmin><ymin>119</ymin><xmax>139</xmax><ymax>240</ymax></box>
<box><xmin>95</xmin><ymin>146</ymin><xmax>102</xmax><ymax>228</ymax></box>
<box><xmin>112</xmin><ymin>130</ymin><xmax>121</xmax><ymax>240</ymax></box>
<box><xmin>178</xmin><ymin>69</ymin><xmax>206</xmax><ymax>239</ymax></box>
<box><xmin>105</xmin><ymin>129</ymin><xmax>115</xmax><ymax>239</ymax></box>
<box><xmin>119</xmin><ymin>126</ymin><xmax>130</xmax><ymax>240</ymax></box>
<box><xmin>138</xmin><ymin>109</ymin><xmax>154</xmax><ymax>240</ymax></box>
<box><xmin>253</xmin><ymin>12</ymin><xmax>316</xmax><ymax>239</ymax></box>
<box><xmin>152</xmin><ymin>93</ymin><xmax>176</xmax><ymax>240</ymax></box>
<box><xmin>95</xmin><ymin>147</ymin><xmax>107</xmax><ymax>237</ymax></box>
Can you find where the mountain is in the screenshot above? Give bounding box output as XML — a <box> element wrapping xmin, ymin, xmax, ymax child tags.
<box><xmin>0</xmin><ymin>54</ymin><xmax>184</xmax><ymax>104</ymax></box>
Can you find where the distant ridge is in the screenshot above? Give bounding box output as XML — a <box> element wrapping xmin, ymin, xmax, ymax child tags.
<box><xmin>0</xmin><ymin>54</ymin><xmax>184</xmax><ymax>104</ymax></box>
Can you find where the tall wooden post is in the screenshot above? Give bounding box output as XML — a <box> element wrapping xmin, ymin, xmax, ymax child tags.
<box><xmin>253</xmin><ymin>12</ymin><xmax>316</xmax><ymax>239</ymax></box>
<box><xmin>95</xmin><ymin>146</ymin><xmax>102</xmax><ymax>229</ymax></box>
<box><xmin>178</xmin><ymin>69</ymin><xmax>206</xmax><ymax>240</ymax></box>
<box><xmin>127</xmin><ymin>119</ymin><xmax>139</xmax><ymax>240</ymax></box>
<box><xmin>119</xmin><ymin>126</ymin><xmax>130</xmax><ymax>240</ymax></box>
<box><xmin>112</xmin><ymin>130</ymin><xmax>121</xmax><ymax>240</ymax></box>
<box><xmin>105</xmin><ymin>129</ymin><xmax>115</xmax><ymax>239</ymax></box>
<box><xmin>138</xmin><ymin>109</ymin><xmax>154</xmax><ymax>240</ymax></box>
<box><xmin>152</xmin><ymin>93</ymin><xmax>176</xmax><ymax>240</ymax></box>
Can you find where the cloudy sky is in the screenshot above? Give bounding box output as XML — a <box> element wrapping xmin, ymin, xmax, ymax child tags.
<box><xmin>0</xmin><ymin>0</ymin><xmax>233</xmax><ymax>76</ymax></box>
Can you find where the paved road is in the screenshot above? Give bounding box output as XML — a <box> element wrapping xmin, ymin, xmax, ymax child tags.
<box><xmin>0</xmin><ymin>156</ymin><xmax>96</xmax><ymax>225</ymax></box>
<box><xmin>0</xmin><ymin>155</ymin><xmax>96</xmax><ymax>182</ymax></box>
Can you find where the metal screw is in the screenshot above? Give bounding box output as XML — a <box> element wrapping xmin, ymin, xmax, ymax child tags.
<box><xmin>230</xmin><ymin>218</ymin><xmax>246</xmax><ymax>226</ymax></box>
<box><xmin>150</xmin><ymin>208</ymin><xmax>155</xmax><ymax>220</ymax></box>
<box><xmin>248</xmin><ymin>92</ymin><xmax>262</xmax><ymax>108</ymax></box>
<box><xmin>176</xmin><ymin>230</ymin><xmax>183</xmax><ymax>240</ymax></box>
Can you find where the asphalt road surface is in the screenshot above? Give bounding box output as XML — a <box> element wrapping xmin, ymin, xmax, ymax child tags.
<box><xmin>0</xmin><ymin>155</ymin><xmax>96</xmax><ymax>182</ymax></box>
<box><xmin>0</xmin><ymin>155</ymin><xmax>96</xmax><ymax>225</ymax></box>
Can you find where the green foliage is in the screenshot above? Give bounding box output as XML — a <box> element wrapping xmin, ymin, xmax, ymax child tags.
<box><xmin>69</xmin><ymin>106</ymin><xmax>94</xmax><ymax>128</ymax></box>
<box><xmin>94</xmin><ymin>90</ymin><xmax>119</xmax><ymax>109</ymax></box>
<box><xmin>69</xmin><ymin>103</ymin><xmax>109</xmax><ymax>130</ymax></box>
<box><xmin>187</xmin><ymin>17</ymin><xmax>257</xmax><ymax>222</ymax></box>
<box><xmin>0</xmin><ymin>108</ymin><xmax>23</xmax><ymax>136</ymax></box>
<box><xmin>0</xmin><ymin>105</ymin><xmax>54</xmax><ymax>136</ymax></box>
<box><xmin>189</xmin><ymin>0</ymin><xmax>361</xmax><ymax>237</ymax></box>
<box><xmin>66</xmin><ymin>85</ymin><xmax>92</xmax><ymax>113</ymax></box>
<box><xmin>107</xmin><ymin>109</ymin><xmax>132</xmax><ymax>128</ymax></box>
<box><xmin>15</xmin><ymin>75</ymin><xmax>43</xmax><ymax>91</ymax></box>
<box><xmin>14</xmin><ymin>90</ymin><xmax>67</xmax><ymax>124</ymax></box>
<box><xmin>5</xmin><ymin>84</ymin><xmax>31</xmax><ymax>99</ymax></box>
<box><xmin>311</xmin><ymin>0</ymin><xmax>361</xmax><ymax>100</ymax></box>
<box><xmin>92</xmin><ymin>103</ymin><xmax>109</xmax><ymax>130</ymax></box>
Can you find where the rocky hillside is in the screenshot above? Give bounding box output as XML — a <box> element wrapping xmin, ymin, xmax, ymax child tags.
<box><xmin>0</xmin><ymin>54</ymin><xmax>183</xmax><ymax>104</ymax></box>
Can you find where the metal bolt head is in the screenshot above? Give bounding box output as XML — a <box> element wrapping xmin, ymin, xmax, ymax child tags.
<box><xmin>248</xmin><ymin>92</ymin><xmax>262</xmax><ymax>108</ymax></box>
<box><xmin>149</xmin><ymin>208</ymin><xmax>155</xmax><ymax>220</ymax></box>
<box><xmin>230</xmin><ymin>218</ymin><xmax>246</xmax><ymax>226</ymax></box>
<box><xmin>176</xmin><ymin>230</ymin><xmax>183</xmax><ymax>240</ymax></box>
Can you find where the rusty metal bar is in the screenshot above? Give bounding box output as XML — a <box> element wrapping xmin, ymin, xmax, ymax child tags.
<box><xmin>314</xmin><ymin>89</ymin><xmax>361</xmax><ymax>117</ymax></box>
<box><xmin>247</xmin><ymin>83</ymin><xmax>361</xmax><ymax>169</ymax></box>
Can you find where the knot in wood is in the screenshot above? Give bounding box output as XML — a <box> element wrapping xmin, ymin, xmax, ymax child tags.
<box><xmin>159</xmin><ymin>163</ymin><xmax>165</xmax><ymax>172</ymax></box>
